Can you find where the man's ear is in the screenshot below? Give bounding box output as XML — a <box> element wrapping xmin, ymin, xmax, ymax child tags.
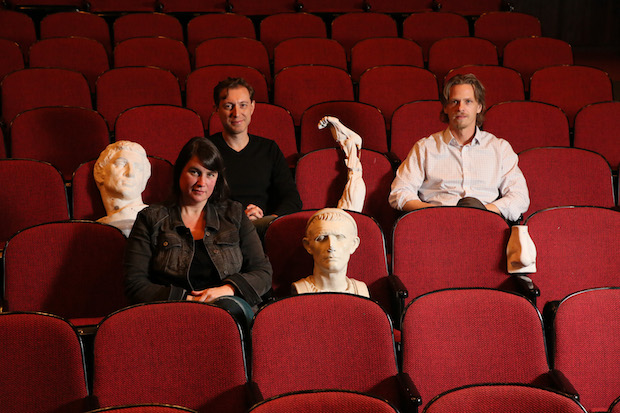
<box><xmin>302</xmin><ymin>237</ymin><xmax>311</xmax><ymax>254</ymax></box>
<box><xmin>250</xmin><ymin>100</ymin><xmax>256</xmax><ymax>114</ymax></box>
<box><xmin>350</xmin><ymin>236</ymin><xmax>361</xmax><ymax>254</ymax></box>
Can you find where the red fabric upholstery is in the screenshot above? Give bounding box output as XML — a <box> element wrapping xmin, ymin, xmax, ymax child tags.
<box><xmin>433</xmin><ymin>0</ymin><xmax>504</xmax><ymax>15</ymax></box>
<box><xmin>524</xmin><ymin>207</ymin><xmax>620</xmax><ymax>313</ymax></box>
<box><xmin>392</xmin><ymin>208</ymin><xmax>514</xmax><ymax>306</ymax></box>
<box><xmin>208</xmin><ymin>102</ymin><xmax>298</xmax><ymax>168</ymax></box>
<box><xmin>260</xmin><ymin>13</ymin><xmax>326</xmax><ymax>59</ymax></box>
<box><xmin>0</xmin><ymin>159</ymin><xmax>69</xmax><ymax>246</ymax></box>
<box><xmin>159</xmin><ymin>0</ymin><xmax>227</xmax><ymax>13</ymax></box>
<box><xmin>195</xmin><ymin>38</ymin><xmax>271</xmax><ymax>87</ymax></box>
<box><xmin>574</xmin><ymin>101</ymin><xmax>620</xmax><ymax>170</ymax></box>
<box><xmin>187</xmin><ymin>14</ymin><xmax>256</xmax><ymax>55</ymax></box>
<box><xmin>300</xmin><ymin>0</ymin><xmax>364</xmax><ymax>13</ymax></box>
<box><xmin>87</xmin><ymin>0</ymin><xmax>156</xmax><ymax>12</ymax></box>
<box><xmin>428</xmin><ymin>37</ymin><xmax>498</xmax><ymax>82</ymax></box>
<box><xmin>40</xmin><ymin>11</ymin><xmax>112</xmax><ymax>55</ymax></box>
<box><xmin>295</xmin><ymin>148</ymin><xmax>397</xmax><ymax>240</ymax></box>
<box><xmin>331</xmin><ymin>12</ymin><xmax>398</xmax><ymax>59</ymax></box>
<box><xmin>503</xmin><ymin>37</ymin><xmax>573</xmax><ymax>92</ymax></box>
<box><xmin>358</xmin><ymin>65</ymin><xmax>439</xmax><ymax>127</ymax></box>
<box><xmin>474</xmin><ymin>12</ymin><xmax>542</xmax><ymax>56</ymax></box>
<box><xmin>29</xmin><ymin>37</ymin><xmax>109</xmax><ymax>93</ymax></box>
<box><xmin>390</xmin><ymin>100</ymin><xmax>444</xmax><ymax>162</ymax></box>
<box><xmin>251</xmin><ymin>294</ymin><xmax>401</xmax><ymax>408</ymax></box>
<box><xmin>554</xmin><ymin>288</ymin><xmax>620</xmax><ymax>413</ymax></box>
<box><xmin>351</xmin><ymin>37</ymin><xmax>424</xmax><ymax>82</ymax></box>
<box><xmin>113</xmin><ymin>37</ymin><xmax>191</xmax><ymax>90</ymax></box>
<box><xmin>364</xmin><ymin>0</ymin><xmax>433</xmax><ymax>13</ymax></box>
<box><xmin>249</xmin><ymin>390</ymin><xmax>399</xmax><ymax>412</ymax></box>
<box><xmin>93</xmin><ymin>302</ymin><xmax>248</xmax><ymax>412</ymax></box>
<box><xmin>112</xmin><ymin>13</ymin><xmax>183</xmax><ymax>44</ymax></box>
<box><xmin>518</xmin><ymin>147</ymin><xmax>614</xmax><ymax>219</ymax></box>
<box><xmin>72</xmin><ymin>156</ymin><xmax>172</xmax><ymax>220</ymax></box>
<box><xmin>403</xmin><ymin>12</ymin><xmax>469</xmax><ymax>61</ymax></box>
<box><xmin>230</xmin><ymin>0</ymin><xmax>297</xmax><ymax>15</ymax></box>
<box><xmin>424</xmin><ymin>384</ymin><xmax>587</xmax><ymax>413</ymax></box>
<box><xmin>0</xmin><ymin>312</ymin><xmax>88</xmax><ymax>413</ymax></box>
<box><xmin>10</xmin><ymin>106</ymin><xmax>110</xmax><ymax>180</ymax></box>
<box><xmin>0</xmin><ymin>10</ymin><xmax>36</xmax><ymax>57</ymax></box>
<box><xmin>1</xmin><ymin>68</ymin><xmax>92</xmax><ymax>125</ymax></box>
<box><xmin>0</xmin><ymin>38</ymin><xmax>24</xmax><ymax>84</ymax></box>
<box><xmin>300</xmin><ymin>100</ymin><xmax>387</xmax><ymax>154</ymax></box>
<box><xmin>483</xmin><ymin>101</ymin><xmax>570</xmax><ymax>154</ymax></box>
<box><xmin>3</xmin><ymin>221</ymin><xmax>128</xmax><ymax>323</ymax></box>
<box><xmin>445</xmin><ymin>65</ymin><xmax>524</xmax><ymax>108</ymax></box>
<box><xmin>530</xmin><ymin>65</ymin><xmax>613</xmax><ymax>127</ymax></box>
<box><xmin>87</xmin><ymin>405</ymin><xmax>197</xmax><ymax>412</ymax></box>
<box><xmin>273</xmin><ymin>65</ymin><xmax>353</xmax><ymax>126</ymax></box>
<box><xmin>186</xmin><ymin>65</ymin><xmax>268</xmax><ymax>130</ymax></box>
<box><xmin>274</xmin><ymin>38</ymin><xmax>347</xmax><ymax>74</ymax></box>
<box><xmin>96</xmin><ymin>67</ymin><xmax>182</xmax><ymax>129</ymax></box>
<box><xmin>402</xmin><ymin>288</ymin><xmax>552</xmax><ymax>410</ymax></box>
<box><xmin>263</xmin><ymin>210</ymin><xmax>393</xmax><ymax>317</ymax></box>
<box><xmin>115</xmin><ymin>104</ymin><xmax>204</xmax><ymax>163</ymax></box>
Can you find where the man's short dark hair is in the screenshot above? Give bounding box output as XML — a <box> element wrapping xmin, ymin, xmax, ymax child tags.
<box><xmin>213</xmin><ymin>77</ymin><xmax>255</xmax><ymax>108</ymax></box>
<box><xmin>440</xmin><ymin>73</ymin><xmax>486</xmax><ymax>126</ymax></box>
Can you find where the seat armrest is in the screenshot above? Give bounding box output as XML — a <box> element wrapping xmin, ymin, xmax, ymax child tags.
<box><xmin>549</xmin><ymin>369</ymin><xmax>580</xmax><ymax>400</ymax></box>
<box><xmin>388</xmin><ymin>274</ymin><xmax>408</xmax><ymax>321</ymax></box>
<box><xmin>398</xmin><ymin>372</ymin><xmax>422</xmax><ymax>412</ymax></box>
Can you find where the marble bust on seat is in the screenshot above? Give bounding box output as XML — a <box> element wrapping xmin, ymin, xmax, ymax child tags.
<box><xmin>94</xmin><ymin>141</ymin><xmax>151</xmax><ymax>237</ymax></box>
<box><xmin>292</xmin><ymin>208</ymin><xmax>369</xmax><ymax>297</ymax></box>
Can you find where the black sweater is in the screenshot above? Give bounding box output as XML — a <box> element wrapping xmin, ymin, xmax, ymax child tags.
<box><xmin>209</xmin><ymin>133</ymin><xmax>302</xmax><ymax>216</ymax></box>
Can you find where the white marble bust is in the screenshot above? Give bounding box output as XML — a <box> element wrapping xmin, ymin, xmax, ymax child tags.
<box><xmin>94</xmin><ymin>141</ymin><xmax>151</xmax><ymax>237</ymax></box>
<box><xmin>292</xmin><ymin>208</ymin><xmax>369</xmax><ymax>297</ymax></box>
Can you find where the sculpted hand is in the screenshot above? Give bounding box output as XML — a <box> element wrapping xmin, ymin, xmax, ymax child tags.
<box><xmin>186</xmin><ymin>284</ymin><xmax>235</xmax><ymax>302</ymax></box>
<box><xmin>245</xmin><ymin>204</ymin><xmax>264</xmax><ymax>221</ymax></box>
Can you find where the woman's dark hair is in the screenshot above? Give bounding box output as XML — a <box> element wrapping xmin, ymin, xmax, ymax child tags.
<box><xmin>172</xmin><ymin>137</ymin><xmax>230</xmax><ymax>205</ymax></box>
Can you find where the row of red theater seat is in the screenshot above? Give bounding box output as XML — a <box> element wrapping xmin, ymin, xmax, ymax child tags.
<box><xmin>0</xmin><ymin>62</ymin><xmax>613</xmax><ymax>139</ymax></box>
<box><xmin>2</xmin><ymin>286</ymin><xmax>619</xmax><ymax>412</ymax></box>
<box><xmin>2</xmin><ymin>97</ymin><xmax>619</xmax><ymax>173</ymax></box>
<box><xmin>0</xmin><ymin>7</ymin><xmax>537</xmax><ymax>57</ymax></box>
<box><xmin>0</xmin><ymin>141</ymin><xmax>618</xmax><ymax>251</ymax></box>
<box><xmin>1</xmin><ymin>202</ymin><xmax>618</xmax><ymax>327</ymax></box>
<box><xmin>1</xmin><ymin>0</ymin><xmax>512</xmax><ymax>15</ymax></box>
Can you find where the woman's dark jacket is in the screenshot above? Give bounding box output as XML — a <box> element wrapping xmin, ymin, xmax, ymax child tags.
<box><xmin>124</xmin><ymin>199</ymin><xmax>272</xmax><ymax>307</ymax></box>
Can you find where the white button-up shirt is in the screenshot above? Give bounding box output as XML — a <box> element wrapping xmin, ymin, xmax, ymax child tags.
<box><xmin>389</xmin><ymin>127</ymin><xmax>530</xmax><ymax>221</ymax></box>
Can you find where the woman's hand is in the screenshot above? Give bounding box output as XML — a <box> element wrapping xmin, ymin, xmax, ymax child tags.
<box><xmin>186</xmin><ymin>284</ymin><xmax>235</xmax><ymax>302</ymax></box>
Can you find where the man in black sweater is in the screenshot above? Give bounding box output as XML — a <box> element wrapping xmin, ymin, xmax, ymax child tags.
<box><xmin>209</xmin><ymin>77</ymin><xmax>302</xmax><ymax>238</ymax></box>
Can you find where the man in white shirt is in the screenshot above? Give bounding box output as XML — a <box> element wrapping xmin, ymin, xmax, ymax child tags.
<box><xmin>389</xmin><ymin>73</ymin><xmax>529</xmax><ymax>222</ymax></box>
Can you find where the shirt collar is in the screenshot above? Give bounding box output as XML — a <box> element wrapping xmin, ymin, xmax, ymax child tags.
<box><xmin>443</xmin><ymin>127</ymin><xmax>483</xmax><ymax>147</ymax></box>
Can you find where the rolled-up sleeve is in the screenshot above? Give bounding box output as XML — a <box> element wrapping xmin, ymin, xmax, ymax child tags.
<box><xmin>491</xmin><ymin>141</ymin><xmax>530</xmax><ymax>222</ymax></box>
<box><xmin>389</xmin><ymin>141</ymin><xmax>426</xmax><ymax>210</ymax></box>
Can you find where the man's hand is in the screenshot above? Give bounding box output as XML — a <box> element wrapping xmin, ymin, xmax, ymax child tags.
<box><xmin>245</xmin><ymin>204</ymin><xmax>264</xmax><ymax>221</ymax></box>
<box><xmin>485</xmin><ymin>203</ymin><xmax>501</xmax><ymax>215</ymax></box>
<box><xmin>186</xmin><ymin>284</ymin><xmax>235</xmax><ymax>302</ymax></box>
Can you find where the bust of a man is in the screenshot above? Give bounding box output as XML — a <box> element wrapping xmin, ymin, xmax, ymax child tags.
<box><xmin>292</xmin><ymin>208</ymin><xmax>369</xmax><ymax>297</ymax></box>
<box><xmin>94</xmin><ymin>141</ymin><xmax>151</xmax><ymax>237</ymax></box>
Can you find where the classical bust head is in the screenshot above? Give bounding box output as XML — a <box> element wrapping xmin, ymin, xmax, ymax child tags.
<box><xmin>292</xmin><ymin>208</ymin><xmax>369</xmax><ymax>297</ymax></box>
<box><xmin>94</xmin><ymin>141</ymin><xmax>151</xmax><ymax>236</ymax></box>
